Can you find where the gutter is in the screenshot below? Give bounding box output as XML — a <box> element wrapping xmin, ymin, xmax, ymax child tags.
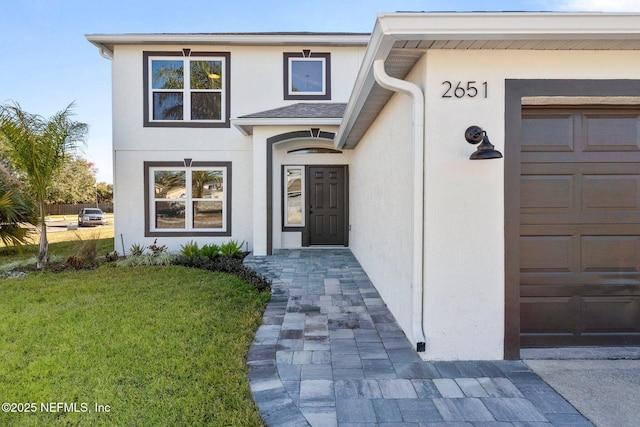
<box><xmin>372</xmin><ymin>59</ymin><xmax>426</xmax><ymax>352</ymax></box>
<box><xmin>98</xmin><ymin>47</ymin><xmax>113</xmax><ymax>60</ymax></box>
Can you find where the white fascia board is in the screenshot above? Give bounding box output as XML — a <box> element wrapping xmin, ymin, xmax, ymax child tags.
<box><xmin>335</xmin><ymin>19</ymin><xmax>396</xmax><ymax>149</ymax></box>
<box><xmin>231</xmin><ymin>117</ymin><xmax>343</xmax><ymax>136</ymax></box>
<box><xmin>86</xmin><ymin>33</ymin><xmax>370</xmax><ymax>57</ymax></box>
<box><xmin>376</xmin><ymin>12</ymin><xmax>640</xmax><ymax>40</ymax></box>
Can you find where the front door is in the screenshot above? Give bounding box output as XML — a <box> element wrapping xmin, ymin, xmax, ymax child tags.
<box><xmin>308</xmin><ymin>166</ymin><xmax>348</xmax><ymax>246</ymax></box>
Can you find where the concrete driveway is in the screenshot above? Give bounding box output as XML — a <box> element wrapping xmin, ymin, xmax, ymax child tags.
<box><xmin>523</xmin><ymin>347</ymin><xmax>640</xmax><ymax>427</ymax></box>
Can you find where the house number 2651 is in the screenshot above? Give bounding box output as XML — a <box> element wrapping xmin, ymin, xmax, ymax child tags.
<box><xmin>442</xmin><ymin>81</ymin><xmax>488</xmax><ymax>98</ymax></box>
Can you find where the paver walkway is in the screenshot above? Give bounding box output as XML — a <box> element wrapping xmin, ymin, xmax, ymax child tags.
<box><xmin>244</xmin><ymin>249</ymin><xmax>592</xmax><ymax>426</ymax></box>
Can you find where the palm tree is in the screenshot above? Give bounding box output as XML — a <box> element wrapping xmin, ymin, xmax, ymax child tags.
<box><xmin>0</xmin><ymin>102</ymin><xmax>88</xmax><ymax>268</ymax></box>
<box><xmin>0</xmin><ymin>164</ymin><xmax>37</xmax><ymax>247</ymax></box>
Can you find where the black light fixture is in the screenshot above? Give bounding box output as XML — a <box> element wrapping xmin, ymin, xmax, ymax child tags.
<box><xmin>465</xmin><ymin>126</ymin><xmax>503</xmax><ymax>160</ymax></box>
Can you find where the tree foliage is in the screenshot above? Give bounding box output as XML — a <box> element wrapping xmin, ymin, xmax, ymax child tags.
<box><xmin>96</xmin><ymin>181</ymin><xmax>113</xmax><ymax>203</ymax></box>
<box><xmin>0</xmin><ymin>102</ymin><xmax>88</xmax><ymax>268</ymax></box>
<box><xmin>47</xmin><ymin>157</ymin><xmax>97</xmax><ymax>204</ymax></box>
<box><xmin>0</xmin><ymin>165</ymin><xmax>37</xmax><ymax>247</ymax></box>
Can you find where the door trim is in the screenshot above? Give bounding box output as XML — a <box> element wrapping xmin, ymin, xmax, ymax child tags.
<box><xmin>504</xmin><ymin>79</ymin><xmax>640</xmax><ymax>360</ymax></box>
<box><xmin>266</xmin><ymin>130</ymin><xmax>337</xmax><ymax>255</ymax></box>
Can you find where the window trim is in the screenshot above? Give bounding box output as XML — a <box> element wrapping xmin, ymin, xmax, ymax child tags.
<box><xmin>144</xmin><ymin>161</ymin><xmax>232</xmax><ymax>237</ymax></box>
<box><xmin>283</xmin><ymin>52</ymin><xmax>331</xmax><ymax>100</ymax></box>
<box><xmin>143</xmin><ymin>51</ymin><xmax>231</xmax><ymax>128</ymax></box>
<box><xmin>282</xmin><ymin>165</ymin><xmax>305</xmax><ymax>230</ymax></box>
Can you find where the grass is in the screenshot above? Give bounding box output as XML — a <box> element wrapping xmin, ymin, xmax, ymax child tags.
<box><xmin>0</xmin><ymin>224</ymin><xmax>114</xmax><ymax>268</ymax></box>
<box><xmin>0</xmin><ymin>265</ymin><xmax>269</xmax><ymax>426</ymax></box>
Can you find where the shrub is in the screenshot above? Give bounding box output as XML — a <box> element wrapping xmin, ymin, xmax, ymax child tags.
<box><xmin>148</xmin><ymin>239</ymin><xmax>167</xmax><ymax>255</ymax></box>
<box><xmin>118</xmin><ymin>252</ymin><xmax>176</xmax><ymax>267</ymax></box>
<box><xmin>66</xmin><ymin>232</ymin><xmax>100</xmax><ymax>269</ymax></box>
<box><xmin>173</xmin><ymin>255</ymin><xmax>271</xmax><ymax>293</ymax></box>
<box><xmin>129</xmin><ymin>242</ymin><xmax>146</xmax><ymax>257</ymax></box>
<box><xmin>77</xmin><ymin>236</ymin><xmax>98</xmax><ymax>263</ymax></box>
<box><xmin>219</xmin><ymin>240</ymin><xmax>245</xmax><ymax>258</ymax></box>
<box><xmin>199</xmin><ymin>243</ymin><xmax>220</xmax><ymax>260</ymax></box>
<box><xmin>105</xmin><ymin>251</ymin><xmax>119</xmax><ymax>262</ymax></box>
<box><xmin>180</xmin><ymin>240</ymin><xmax>200</xmax><ymax>258</ymax></box>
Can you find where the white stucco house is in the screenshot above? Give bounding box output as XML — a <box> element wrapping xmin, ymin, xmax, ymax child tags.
<box><xmin>87</xmin><ymin>12</ymin><xmax>640</xmax><ymax>360</ymax></box>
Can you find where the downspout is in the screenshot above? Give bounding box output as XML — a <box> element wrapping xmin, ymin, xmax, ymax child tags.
<box><xmin>373</xmin><ymin>59</ymin><xmax>426</xmax><ymax>352</ymax></box>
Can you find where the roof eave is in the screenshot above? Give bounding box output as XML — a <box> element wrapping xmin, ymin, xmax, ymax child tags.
<box><xmin>376</xmin><ymin>12</ymin><xmax>640</xmax><ymax>40</ymax></box>
<box><xmin>231</xmin><ymin>117</ymin><xmax>343</xmax><ymax>136</ymax></box>
<box><xmin>336</xmin><ymin>12</ymin><xmax>640</xmax><ymax>149</ymax></box>
<box><xmin>86</xmin><ymin>33</ymin><xmax>370</xmax><ymax>58</ymax></box>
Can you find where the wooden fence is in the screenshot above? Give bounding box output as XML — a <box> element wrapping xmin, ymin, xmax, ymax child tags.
<box><xmin>45</xmin><ymin>203</ymin><xmax>114</xmax><ymax>216</ymax></box>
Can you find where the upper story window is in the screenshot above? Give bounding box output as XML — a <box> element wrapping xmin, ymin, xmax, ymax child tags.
<box><xmin>143</xmin><ymin>51</ymin><xmax>230</xmax><ymax>128</ymax></box>
<box><xmin>283</xmin><ymin>52</ymin><xmax>331</xmax><ymax>100</ymax></box>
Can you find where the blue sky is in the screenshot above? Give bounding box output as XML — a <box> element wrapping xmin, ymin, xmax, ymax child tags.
<box><xmin>0</xmin><ymin>0</ymin><xmax>637</xmax><ymax>183</ymax></box>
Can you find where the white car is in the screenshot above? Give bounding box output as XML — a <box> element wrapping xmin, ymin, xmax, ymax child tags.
<box><xmin>78</xmin><ymin>208</ymin><xmax>106</xmax><ymax>226</ymax></box>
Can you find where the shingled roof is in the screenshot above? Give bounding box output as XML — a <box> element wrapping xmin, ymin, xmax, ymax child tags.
<box><xmin>239</xmin><ymin>103</ymin><xmax>346</xmax><ymax>119</ymax></box>
<box><xmin>232</xmin><ymin>103</ymin><xmax>346</xmax><ymax>135</ymax></box>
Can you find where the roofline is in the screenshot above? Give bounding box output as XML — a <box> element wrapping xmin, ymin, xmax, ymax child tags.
<box><xmin>231</xmin><ymin>117</ymin><xmax>342</xmax><ymax>136</ymax></box>
<box><xmin>375</xmin><ymin>12</ymin><xmax>640</xmax><ymax>40</ymax></box>
<box><xmin>86</xmin><ymin>32</ymin><xmax>370</xmax><ymax>58</ymax></box>
<box><xmin>336</xmin><ymin>19</ymin><xmax>394</xmax><ymax>149</ymax></box>
<box><xmin>336</xmin><ymin>12</ymin><xmax>640</xmax><ymax>148</ymax></box>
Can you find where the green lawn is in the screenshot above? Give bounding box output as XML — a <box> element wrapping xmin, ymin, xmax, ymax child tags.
<box><xmin>0</xmin><ymin>224</ymin><xmax>114</xmax><ymax>268</ymax></box>
<box><xmin>0</xmin><ymin>265</ymin><xmax>269</xmax><ymax>426</ymax></box>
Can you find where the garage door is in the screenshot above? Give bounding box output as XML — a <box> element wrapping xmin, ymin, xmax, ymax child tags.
<box><xmin>520</xmin><ymin>106</ymin><xmax>640</xmax><ymax>347</ymax></box>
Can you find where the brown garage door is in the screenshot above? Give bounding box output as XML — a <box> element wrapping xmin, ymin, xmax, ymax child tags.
<box><xmin>520</xmin><ymin>106</ymin><xmax>640</xmax><ymax>347</ymax></box>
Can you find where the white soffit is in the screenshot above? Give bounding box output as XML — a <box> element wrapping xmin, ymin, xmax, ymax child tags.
<box><xmin>336</xmin><ymin>12</ymin><xmax>640</xmax><ymax>149</ymax></box>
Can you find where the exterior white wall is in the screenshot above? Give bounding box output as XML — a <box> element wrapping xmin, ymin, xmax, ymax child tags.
<box><xmin>349</xmin><ymin>58</ymin><xmax>423</xmax><ymax>341</ymax></box>
<box><xmin>110</xmin><ymin>43</ymin><xmax>364</xmax><ymax>255</ymax></box>
<box><xmin>352</xmin><ymin>48</ymin><xmax>640</xmax><ymax>360</ymax></box>
<box><xmin>422</xmin><ymin>49</ymin><xmax>640</xmax><ymax>360</ymax></box>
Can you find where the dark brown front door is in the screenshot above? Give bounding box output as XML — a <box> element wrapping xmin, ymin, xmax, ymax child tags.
<box><xmin>519</xmin><ymin>106</ymin><xmax>640</xmax><ymax>347</ymax></box>
<box><xmin>308</xmin><ymin>166</ymin><xmax>347</xmax><ymax>246</ymax></box>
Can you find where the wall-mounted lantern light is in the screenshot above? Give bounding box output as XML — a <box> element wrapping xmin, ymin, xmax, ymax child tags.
<box><xmin>465</xmin><ymin>126</ymin><xmax>503</xmax><ymax>160</ymax></box>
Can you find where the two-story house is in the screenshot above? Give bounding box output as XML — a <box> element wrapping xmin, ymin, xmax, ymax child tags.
<box><xmin>88</xmin><ymin>12</ymin><xmax>640</xmax><ymax>360</ymax></box>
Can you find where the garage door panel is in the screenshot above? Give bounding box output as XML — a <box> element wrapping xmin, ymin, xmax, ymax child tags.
<box><xmin>581</xmin><ymin>297</ymin><xmax>640</xmax><ymax>333</ymax></box>
<box><xmin>581</xmin><ymin>236</ymin><xmax>640</xmax><ymax>273</ymax></box>
<box><xmin>583</xmin><ymin>114</ymin><xmax>640</xmax><ymax>152</ymax></box>
<box><xmin>583</xmin><ymin>175</ymin><xmax>640</xmax><ymax>212</ymax></box>
<box><xmin>522</xmin><ymin>114</ymin><xmax>574</xmax><ymax>152</ymax></box>
<box><xmin>521</xmin><ymin>175</ymin><xmax>573</xmax><ymax>211</ymax></box>
<box><xmin>522</xmin><ymin>282</ymin><xmax>640</xmax><ymax>296</ymax></box>
<box><xmin>521</xmin><ymin>151</ymin><xmax>640</xmax><ymax>162</ymax></box>
<box><xmin>520</xmin><ymin>236</ymin><xmax>573</xmax><ymax>273</ymax></box>
<box><xmin>521</xmin><ymin>297</ymin><xmax>575</xmax><ymax>334</ymax></box>
<box><xmin>522</xmin><ymin>213</ymin><xmax>640</xmax><ymax>225</ymax></box>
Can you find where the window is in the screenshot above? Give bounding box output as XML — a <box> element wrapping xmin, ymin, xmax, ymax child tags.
<box><xmin>283</xmin><ymin>166</ymin><xmax>304</xmax><ymax>228</ymax></box>
<box><xmin>144</xmin><ymin>161</ymin><xmax>231</xmax><ymax>236</ymax></box>
<box><xmin>287</xmin><ymin>147</ymin><xmax>342</xmax><ymax>154</ymax></box>
<box><xmin>283</xmin><ymin>52</ymin><xmax>331</xmax><ymax>100</ymax></box>
<box><xmin>143</xmin><ymin>51</ymin><xmax>230</xmax><ymax>127</ymax></box>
